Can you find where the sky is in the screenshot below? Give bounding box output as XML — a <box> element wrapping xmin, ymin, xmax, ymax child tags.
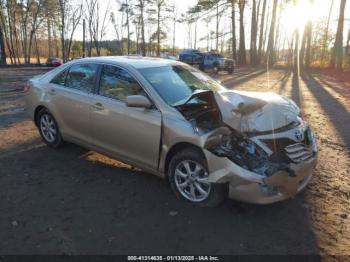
<box><xmin>73</xmin><ymin>0</ymin><xmax>350</xmax><ymax>50</ymax></box>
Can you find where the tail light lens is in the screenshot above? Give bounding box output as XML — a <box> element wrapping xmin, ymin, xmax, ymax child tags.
<box><xmin>23</xmin><ymin>82</ymin><xmax>31</xmax><ymax>93</ymax></box>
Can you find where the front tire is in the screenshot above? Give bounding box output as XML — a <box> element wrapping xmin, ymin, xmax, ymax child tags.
<box><xmin>37</xmin><ymin>108</ymin><xmax>63</xmax><ymax>148</ymax></box>
<box><xmin>213</xmin><ymin>65</ymin><xmax>219</xmax><ymax>74</ymax></box>
<box><xmin>168</xmin><ymin>148</ymin><xmax>227</xmax><ymax>207</ymax></box>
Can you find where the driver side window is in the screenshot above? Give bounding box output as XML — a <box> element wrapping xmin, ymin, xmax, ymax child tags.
<box><xmin>99</xmin><ymin>65</ymin><xmax>144</xmax><ymax>102</ymax></box>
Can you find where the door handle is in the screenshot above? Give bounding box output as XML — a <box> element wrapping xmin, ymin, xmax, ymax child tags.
<box><xmin>48</xmin><ymin>89</ymin><xmax>56</xmax><ymax>95</ymax></box>
<box><xmin>93</xmin><ymin>102</ymin><xmax>104</xmax><ymax>110</ymax></box>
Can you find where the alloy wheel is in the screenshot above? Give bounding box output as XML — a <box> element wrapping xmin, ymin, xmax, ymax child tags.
<box><xmin>174</xmin><ymin>160</ymin><xmax>211</xmax><ymax>202</ymax></box>
<box><xmin>40</xmin><ymin>114</ymin><xmax>57</xmax><ymax>143</ymax></box>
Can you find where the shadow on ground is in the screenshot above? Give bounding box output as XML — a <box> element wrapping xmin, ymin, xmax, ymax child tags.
<box><xmin>0</xmin><ymin>141</ymin><xmax>320</xmax><ymax>255</ymax></box>
<box><xmin>301</xmin><ymin>73</ymin><xmax>350</xmax><ymax>149</ymax></box>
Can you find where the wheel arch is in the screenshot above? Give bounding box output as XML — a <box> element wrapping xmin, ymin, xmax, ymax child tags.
<box><xmin>34</xmin><ymin>105</ymin><xmax>47</xmax><ymax>126</ymax></box>
<box><xmin>164</xmin><ymin>142</ymin><xmax>206</xmax><ymax>176</ymax></box>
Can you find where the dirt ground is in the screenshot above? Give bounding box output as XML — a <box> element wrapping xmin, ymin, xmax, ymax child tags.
<box><xmin>0</xmin><ymin>66</ymin><xmax>349</xmax><ymax>258</ymax></box>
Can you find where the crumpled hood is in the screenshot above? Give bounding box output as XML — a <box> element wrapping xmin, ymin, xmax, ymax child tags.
<box><xmin>214</xmin><ymin>90</ymin><xmax>300</xmax><ymax>133</ymax></box>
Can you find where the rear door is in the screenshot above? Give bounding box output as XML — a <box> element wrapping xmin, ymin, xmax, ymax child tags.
<box><xmin>48</xmin><ymin>63</ymin><xmax>99</xmax><ymax>144</ymax></box>
<box><xmin>90</xmin><ymin>64</ymin><xmax>162</xmax><ymax>170</ymax></box>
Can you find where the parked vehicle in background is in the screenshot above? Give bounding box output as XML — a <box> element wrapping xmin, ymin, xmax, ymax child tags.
<box><xmin>46</xmin><ymin>57</ymin><xmax>63</xmax><ymax>67</ymax></box>
<box><xmin>201</xmin><ymin>52</ymin><xmax>235</xmax><ymax>74</ymax></box>
<box><xmin>179</xmin><ymin>50</ymin><xmax>235</xmax><ymax>74</ymax></box>
<box><xmin>179</xmin><ymin>49</ymin><xmax>203</xmax><ymax>66</ymax></box>
<box><xmin>24</xmin><ymin>57</ymin><xmax>317</xmax><ymax>206</ymax></box>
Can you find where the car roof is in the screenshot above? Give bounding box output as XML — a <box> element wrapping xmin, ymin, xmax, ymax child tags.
<box><xmin>71</xmin><ymin>56</ymin><xmax>182</xmax><ymax>69</ymax></box>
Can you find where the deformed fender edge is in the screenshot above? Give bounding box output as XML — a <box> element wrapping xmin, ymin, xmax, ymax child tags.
<box><xmin>203</xmin><ymin>149</ymin><xmax>264</xmax><ymax>184</ymax></box>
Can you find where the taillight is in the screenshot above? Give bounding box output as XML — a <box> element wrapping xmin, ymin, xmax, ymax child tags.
<box><xmin>23</xmin><ymin>82</ymin><xmax>31</xmax><ymax>93</ymax></box>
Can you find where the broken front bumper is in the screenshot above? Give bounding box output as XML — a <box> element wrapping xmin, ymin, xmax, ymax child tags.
<box><xmin>204</xmin><ymin>125</ymin><xmax>318</xmax><ymax>204</ymax></box>
<box><xmin>205</xmin><ymin>151</ymin><xmax>317</xmax><ymax>204</ymax></box>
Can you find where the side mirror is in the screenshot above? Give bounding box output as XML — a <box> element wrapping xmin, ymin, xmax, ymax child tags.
<box><xmin>126</xmin><ymin>95</ymin><xmax>152</xmax><ymax>109</ymax></box>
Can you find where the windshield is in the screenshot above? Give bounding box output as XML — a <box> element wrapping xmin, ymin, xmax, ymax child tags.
<box><xmin>139</xmin><ymin>65</ymin><xmax>225</xmax><ymax>106</ymax></box>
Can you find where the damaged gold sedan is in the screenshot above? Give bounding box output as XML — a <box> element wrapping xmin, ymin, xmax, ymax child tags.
<box><xmin>25</xmin><ymin>57</ymin><xmax>318</xmax><ymax>206</ymax></box>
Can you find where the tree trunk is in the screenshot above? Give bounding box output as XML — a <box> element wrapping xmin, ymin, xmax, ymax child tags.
<box><xmin>299</xmin><ymin>27</ymin><xmax>307</xmax><ymax>68</ymax></box>
<box><xmin>305</xmin><ymin>21</ymin><xmax>313</xmax><ymax>68</ymax></box>
<box><xmin>126</xmin><ymin>0</ymin><xmax>130</xmax><ymax>55</ymax></box>
<box><xmin>330</xmin><ymin>0</ymin><xmax>347</xmax><ymax>69</ymax></box>
<box><xmin>140</xmin><ymin>1</ymin><xmax>146</xmax><ymax>56</ymax></box>
<box><xmin>157</xmin><ymin>3</ymin><xmax>161</xmax><ymax>57</ymax></box>
<box><xmin>346</xmin><ymin>29</ymin><xmax>350</xmax><ymax>61</ymax></box>
<box><xmin>231</xmin><ymin>0</ymin><xmax>237</xmax><ymax>60</ymax></box>
<box><xmin>321</xmin><ymin>0</ymin><xmax>334</xmax><ymax>65</ymax></box>
<box><xmin>172</xmin><ymin>10</ymin><xmax>176</xmax><ymax>55</ymax></box>
<box><xmin>53</xmin><ymin>26</ymin><xmax>60</xmax><ymax>57</ymax></box>
<box><xmin>47</xmin><ymin>18</ymin><xmax>52</xmax><ymax>57</ymax></box>
<box><xmin>238</xmin><ymin>0</ymin><xmax>246</xmax><ymax>65</ymax></box>
<box><xmin>250</xmin><ymin>0</ymin><xmax>258</xmax><ymax>65</ymax></box>
<box><xmin>294</xmin><ymin>29</ymin><xmax>300</xmax><ymax>74</ymax></box>
<box><xmin>34</xmin><ymin>32</ymin><xmax>40</xmax><ymax>64</ymax></box>
<box><xmin>194</xmin><ymin>19</ymin><xmax>197</xmax><ymax>50</ymax></box>
<box><xmin>216</xmin><ymin>3</ymin><xmax>219</xmax><ymax>51</ymax></box>
<box><xmin>266</xmin><ymin>0</ymin><xmax>278</xmax><ymax>66</ymax></box>
<box><xmin>257</xmin><ymin>0</ymin><xmax>267</xmax><ymax>64</ymax></box>
<box><xmin>59</xmin><ymin>0</ymin><xmax>66</xmax><ymax>62</ymax></box>
<box><xmin>0</xmin><ymin>25</ymin><xmax>6</xmax><ymax>64</ymax></box>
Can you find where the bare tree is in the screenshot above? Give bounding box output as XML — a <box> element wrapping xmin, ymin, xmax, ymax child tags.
<box><xmin>238</xmin><ymin>0</ymin><xmax>246</xmax><ymax>64</ymax></box>
<box><xmin>229</xmin><ymin>0</ymin><xmax>237</xmax><ymax>60</ymax></box>
<box><xmin>170</xmin><ymin>4</ymin><xmax>179</xmax><ymax>55</ymax></box>
<box><xmin>330</xmin><ymin>0</ymin><xmax>347</xmax><ymax>69</ymax></box>
<box><xmin>58</xmin><ymin>0</ymin><xmax>67</xmax><ymax>61</ymax></box>
<box><xmin>154</xmin><ymin>0</ymin><xmax>167</xmax><ymax>57</ymax></box>
<box><xmin>135</xmin><ymin>0</ymin><xmax>147</xmax><ymax>56</ymax></box>
<box><xmin>85</xmin><ymin>0</ymin><xmax>110</xmax><ymax>56</ymax></box>
<box><xmin>266</xmin><ymin>0</ymin><xmax>278</xmax><ymax>66</ymax></box>
<box><xmin>250</xmin><ymin>0</ymin><xmax>258</xmax><ymax>65</ymax></box>
<box><xmin>118</xmin><ymin>0</ymin><xmax>132</xmax><ymax>55</ymax></box>
<box><xmin>66</xmin><ymin>3</ymin><xmax>83</xmax><ymax>59</ymax></box>
<box><xmin>257</xmin><ymin>0</ymin><xmax>267</xmax><ymax>63</ymax></box>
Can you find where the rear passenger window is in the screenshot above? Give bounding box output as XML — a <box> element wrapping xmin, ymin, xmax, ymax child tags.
<box><xmin>99</xmin><ymin>65</ymin><xmax>144</xmax><ymax>102</ymax></box>
<box><xmin>65</xmin><ymin>64</ymin><xmax>99</xmax><ymax>92</ymax></box>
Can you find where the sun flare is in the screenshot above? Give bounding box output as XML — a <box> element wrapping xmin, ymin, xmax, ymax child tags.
<box><xmin>279</xmin><ymin>0</ymin><xmax>329</xmax><ymax>36</ymax></box>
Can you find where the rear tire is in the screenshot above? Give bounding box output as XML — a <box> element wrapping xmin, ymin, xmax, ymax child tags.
<box><xmin>228</xmin><ymin>67</ymin><xmax>234</xmax><ymax>74</ymax></box>
<box><xmin>168</xmin><ymin>148</ymin><xmax>227</xmax><ymax>207</ymax></box>
<box><xmin>37</xmin><ymin>108</ymin><xmax>63</xmax><ymax>148</ymax></box>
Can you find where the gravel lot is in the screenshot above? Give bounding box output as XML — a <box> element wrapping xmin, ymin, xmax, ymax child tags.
<box><xmin>0</xmin><ymin>66</ymin><xmax>349</xmax><ymax>257</ymax></box>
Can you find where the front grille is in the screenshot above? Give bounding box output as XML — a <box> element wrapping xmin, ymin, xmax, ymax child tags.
<box><xmin>284</xmin><ymin>143</ymin><xmax>315</xmax><ymax>163</ymax></box>
<box><xmin>261</xmin><ymin>127</ymin><xmax>315</xmax><ymax>163</ymax></box>
<box><xmin>225</xmin><ymin>61</ymin><xmax>233</xmax><ymax>66</ymax></box>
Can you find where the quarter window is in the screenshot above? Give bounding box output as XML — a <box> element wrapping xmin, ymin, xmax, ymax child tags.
<box><xmin>99</xmin><ymin>65</ymin><xmax>144</xmax><ymax>102</ymax></box>
<box><xmin>51</xmin><ymin>70</ymin><xmax>68</xmax><ymax>86</ymax></box>
<box><xmin>65</xmin><ymin>64</ymin><xmax>99</xmax><ymax>92</ymax></box>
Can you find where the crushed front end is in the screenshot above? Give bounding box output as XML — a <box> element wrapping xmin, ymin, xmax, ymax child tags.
<box><xmin>174</xmin><ymin>89</ymin><xmax>318</xmax><ymax>204</ymax></box>
<box><xmin>204</xmin><ymin>121</ymin><xmax>318</xmax><ymax>204</ymax></box>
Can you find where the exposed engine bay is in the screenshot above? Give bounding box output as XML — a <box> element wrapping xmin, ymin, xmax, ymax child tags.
<box><xmin>175</xmin><ymin>91</ymin><xmax>222</xmax><ymax>134</ymax></box>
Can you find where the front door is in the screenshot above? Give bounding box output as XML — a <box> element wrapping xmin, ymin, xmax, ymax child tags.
<box><xmin>91</xmin><ymin>64</ymin><xmax>162</xmax><ymax>171</ymax></box>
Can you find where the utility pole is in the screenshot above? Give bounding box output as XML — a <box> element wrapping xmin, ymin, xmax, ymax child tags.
<box><xmin>83</xmin><ymin>19</ymin><xmax>86</xmax><ymax>58</ymax></box>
